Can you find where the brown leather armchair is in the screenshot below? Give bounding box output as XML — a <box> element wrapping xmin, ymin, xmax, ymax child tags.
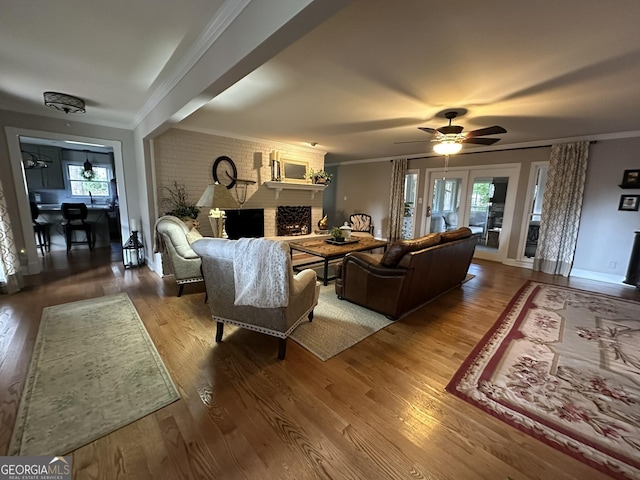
<box><xmin>335</xmin><ymin>228</ymin><xmax>477</xmax><ymax>319</ymax></box>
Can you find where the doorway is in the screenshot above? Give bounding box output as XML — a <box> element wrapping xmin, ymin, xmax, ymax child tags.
<box><xmin>7</xmin><ymin>127</ymin><xmax>128</xmax><ymax>275</ymax></box>
<box><xmin>422</xmin><ymin>164</ymin><xmax>520</xmax><ymax>263</ymax></box>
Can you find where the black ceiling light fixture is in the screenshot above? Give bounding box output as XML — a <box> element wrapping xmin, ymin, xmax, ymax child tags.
<box><xmin>81</xmin><ymin>150</ymin><xmax>96</xmax><ymax>180</ymax></box>
<box><xmin>83</xmin><ymin>150</ymin><xmax>93</xmax><ymax>172</ymax></box>
<box><xmin>43</xmin><ymin>91</ymin><xmax>86</xmax><ymax>114</ymax></box>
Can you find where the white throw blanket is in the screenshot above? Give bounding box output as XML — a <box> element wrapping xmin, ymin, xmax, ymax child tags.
<box><xmin>233</xmin><ymin>238</ymin><xmax>290</xmax><ymax>308</ymax></box>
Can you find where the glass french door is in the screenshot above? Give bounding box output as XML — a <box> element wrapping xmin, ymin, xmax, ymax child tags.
<box><xmin>402</xmin><ymin>170</ymin><xmax>419</xmax><ymax>239</ymax></box>
<box><xmin>423</xmin><ymin>170</ymin><xmax>468</xmax><ymax>234</ymax></box>
<box><xmin>423</xmin><ymin>166</ymin><xmax>519</xmax><ymax>262</ymax></box>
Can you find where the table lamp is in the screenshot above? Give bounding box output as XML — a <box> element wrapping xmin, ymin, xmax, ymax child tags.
<box><xmin>196</xmin><ymin>184</ymin><xmax>227</xmax><ymax>238</ymax></box>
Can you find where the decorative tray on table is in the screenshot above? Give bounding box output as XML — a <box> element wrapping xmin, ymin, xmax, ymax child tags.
<box><xmin>325</xmin><ymin>238</ymin><xmax>360</xmax><ymax>245</ymax></box>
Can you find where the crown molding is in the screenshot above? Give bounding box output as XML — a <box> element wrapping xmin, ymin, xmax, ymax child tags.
<box><xmin>326</xmin><ymin>130</ymin><xmax>640</xmax><ymax>166</ymax></box>
<box><xmin>173</xmin><ymin>124</ymin><xmax>327</xmax><ymax>155</ymax></box>
<box><xmin>133</xmin><ymin>0</ymin><xmax>253</xmax><ymax>129</ymax></box>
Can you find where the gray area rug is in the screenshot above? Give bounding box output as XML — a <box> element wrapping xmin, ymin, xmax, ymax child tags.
<box><xmin>290</xmin><ymin>273</ymin><xmax>475</xmax><ymax>361</ymax></box>
<box><xmin>9</xmin><ymin>293</ymin><xmax>179</xmax><ymax>456</ymax></box>
<box><xmin>290</xmin><ymin>285</ymin><xmax>393</xmax><ymax>361</ymax></box>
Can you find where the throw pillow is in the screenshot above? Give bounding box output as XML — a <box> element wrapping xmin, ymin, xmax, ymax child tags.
<box><xmin>185</xmin><ymin>227</ymin><xmax>203</xmax><ymax>245</ymax></box>
<box><xmin>381</xmin><ymin>233</ymin><xmax>441</xmax><ymax>267</ymax></box>
<box><xmin>440</xmin><ymin>227</ymin><xmax>472</xmax><ymax>243</ymax></box>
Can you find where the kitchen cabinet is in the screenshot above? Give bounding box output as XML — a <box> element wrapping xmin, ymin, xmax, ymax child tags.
<box><xmin>22</xmin><ymin>144</ymin><xmax>64</xmax><ymax>190</ymax></box>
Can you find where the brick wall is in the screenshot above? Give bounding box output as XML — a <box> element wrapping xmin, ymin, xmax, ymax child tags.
<box><xmin>154</xmin><ymin>128</ymin><xmax>326</xmax><ymax>237</ymax></box>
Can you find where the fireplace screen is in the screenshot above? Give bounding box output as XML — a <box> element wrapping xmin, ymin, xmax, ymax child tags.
<box><xmin>276</xmin><ymin>206</ymin><xmax>311</xmax><ymax>236</ymax></box>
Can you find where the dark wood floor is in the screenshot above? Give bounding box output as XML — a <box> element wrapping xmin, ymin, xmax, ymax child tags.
<box><xmin>1</xmin><ymin>247</ymin><xmax>638</xmax><ymax>479</ymax></box>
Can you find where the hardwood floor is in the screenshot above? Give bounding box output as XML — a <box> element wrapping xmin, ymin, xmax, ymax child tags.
<box><xmin>2</xmin><ymin>247</ymin><xmax>638</xmax><ymax>479</ymax></box>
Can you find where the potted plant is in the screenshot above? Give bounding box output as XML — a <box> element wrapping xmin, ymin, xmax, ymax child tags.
<box><xmin>330</xmin><ymin>226</ymin><xmax>344</xmax><ymax>242</ymax></box>
<box><xmin>306</xmin><ymin>168</ymin><xmax>332</xmax><ymax>185</ymax></box>
<box><xmin>161</xmin><ymin>181</ymin><xmax>200</xmax><ymax>223</ymax></box>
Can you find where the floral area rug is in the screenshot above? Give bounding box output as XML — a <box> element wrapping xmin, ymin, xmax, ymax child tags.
<box><xmin>9</xmin><ymin>294</ymin><xmax>179</xmax><ymax>456</ymax></box>
<box><xmin>447</xmin><ymin>281</ymin><xmax>640</xmax><ymax>479</ymax></box>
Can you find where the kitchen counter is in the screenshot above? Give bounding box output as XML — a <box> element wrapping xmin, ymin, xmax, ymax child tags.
<box><xmin>34</xmin><ymin>204</ymin><xmax>113</xmax><ymax>251</ymax></box>
<box><xmin>37</xmin><ymin>203</ymin><xmax>112</xmax><ymax>211</ymax></box>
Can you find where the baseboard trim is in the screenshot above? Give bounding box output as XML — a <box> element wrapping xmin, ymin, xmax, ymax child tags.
<box><xmin>503</xmin><ymin>258</ymin><xmax>533</xmax><ymax>269</ymax></box>
<box><xmin>500</xmin><ymin>260</ymin><xmax>629</xmax><ymax>286</ymax></box>
<box><xmin>569</xmin><ymin>268</ymin><xmax>627</xmax><ymax>286</ymax></box>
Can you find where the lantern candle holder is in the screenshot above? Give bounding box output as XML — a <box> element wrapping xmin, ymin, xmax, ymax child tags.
<box><xmin>123</xmin><ymin>230</ymin><xmax>145</xmax><ymax>268</ymax></box>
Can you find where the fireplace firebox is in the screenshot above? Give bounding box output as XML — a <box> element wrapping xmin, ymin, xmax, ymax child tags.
<box><xmin>225</xmin><ymin>209</ymin><xmax>264</xmax><ymax>239</ymax></box>
<box><xmin>276</xmin><ymin>206</ymin><xmax>311</xmax><ymax>236</ymax></box>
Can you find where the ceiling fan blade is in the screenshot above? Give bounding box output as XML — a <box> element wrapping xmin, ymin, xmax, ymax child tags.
<box><xmin>463</xmin><ymin>137</ymin><xmax>501</xmax><ymax>145</ymax></box>
<box><xmin>438</xmin><ymin>125</ymin><xmax>464</xmax><ymax>135</ymax></box>
<box><xmin>418</xmin><ymin>127</ymin><xmax>437</xmax><ymax>134</ymax></box>
<box><xmin>394</xmin><ymin>140</ymin><xmax>429</xmax><ymax>144</ymax></box>
<box><xmin>465</xmin><ymin>125</ymin><xmax>507</xmax><ymax>137</ymax></box>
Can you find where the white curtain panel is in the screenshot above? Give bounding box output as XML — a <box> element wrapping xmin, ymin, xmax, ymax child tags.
<box><xmin>0</xmin><ymin>179</ymin><xmax>21</xmax><ymax>294</ymax></box>
<box><xmin>387</xmin><ymin>158</ymin><xmax>407</xmax><ymax>242</ymax></box>
<box><xmin>533</xmin><ymin>141</ymin><xmax>590</xmax><ymax>276</ymax></box>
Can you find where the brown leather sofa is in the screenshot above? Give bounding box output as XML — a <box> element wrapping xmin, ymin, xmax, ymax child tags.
<box><xmin>335</xmin><ymin>227</ymin><xmax>477</xmax><ymax>319</ymax></box>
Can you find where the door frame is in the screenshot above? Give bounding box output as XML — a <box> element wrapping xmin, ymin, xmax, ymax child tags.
<box><xmin>6</xmin><ymin>126</ymin><xmax>127</xmax><ymax>274</ymax></box>
<box><xmin>515</xmin><ymin>161</ymin><xmax>549</xmax><ymax>262</ymax></box>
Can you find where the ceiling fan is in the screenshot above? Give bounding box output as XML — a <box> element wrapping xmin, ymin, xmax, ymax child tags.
<box><xmin>399</xmin><ymin>111</ymin><xmax>507</xmax><ymax>155</ymax></box>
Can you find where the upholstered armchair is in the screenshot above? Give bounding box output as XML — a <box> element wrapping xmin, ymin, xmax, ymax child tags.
<box><xmin>154</xmin><ymin>215</ymin><xmax>204</xmax><ymax>296</ymax></box>
<box><xmin>191</xmin><ymin>237</ymin><xmax>320</xmax><ymax>360</ymax></box>
<box><xmin>350</xmin><ymin>213</ymin><xmax>374</xmax><ymax>236</ymax></box>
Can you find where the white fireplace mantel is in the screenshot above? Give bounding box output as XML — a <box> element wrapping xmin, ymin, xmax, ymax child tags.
<box><xmin>264</xmin><ymin>181</ymin><xmax>327</xmax><ymax>200</ymax></box>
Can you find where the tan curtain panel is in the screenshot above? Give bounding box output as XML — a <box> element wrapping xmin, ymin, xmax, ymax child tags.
<box><xmin>533</xmin><ymin>141</ymin><xmax>590</xmax><ymax>276</ymax></box>
<box><xmin>387</xmin><ymin>158</ymin><xmax>407</xmax><ymax>242</ymax></box>
<box><xmin>0</xmin><ymin>179</ymin><xmax>22</xmax><ymax>294</ymax></box>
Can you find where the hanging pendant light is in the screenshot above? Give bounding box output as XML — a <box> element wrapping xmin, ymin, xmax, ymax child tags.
<box><xmin>81</xmin><ymin>151</ymin><xmax>96</xmax><ymax>180</ymax></box>
<box><xmin>83</xmin><ymin>151</ymin><xmax>93</xmax><ymax>172</ymax></box>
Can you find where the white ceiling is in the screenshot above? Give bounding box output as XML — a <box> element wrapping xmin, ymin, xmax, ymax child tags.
<box><xmin>4</xmin><ymin>0</ymin><xmax>640</xmax><ymax>163</ymax></box>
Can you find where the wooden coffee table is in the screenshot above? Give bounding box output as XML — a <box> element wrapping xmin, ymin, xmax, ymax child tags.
<box><xmin>290</xmin><ymin>236</ymin><xmax>388</xmax><ymax>285</ymax></box>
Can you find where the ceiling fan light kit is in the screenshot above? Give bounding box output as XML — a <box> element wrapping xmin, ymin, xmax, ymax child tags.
<box><xmin>43</xmin><ymin>91</ymin><xmax>86</xmax><ymax>114</ymax></box>
<box><xmin>433</xmin><ymin>140</ymin><xmax>463</xmax><ymax>155</ymax></box>
<box><xmin>410</xmin><ymin>110</ymin><xmax>507</xmax><ymax>155</ymax></box>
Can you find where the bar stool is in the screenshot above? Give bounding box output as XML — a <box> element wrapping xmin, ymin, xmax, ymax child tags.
<box><xmin>30</xmin><ymin>202</ymin><xmax>51</xmax><ymax>254</ymax></box>
<box><xmin>61</xmin><ymin>203</ymin><xmax>94</xmax><ymax>253</ymax></box>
